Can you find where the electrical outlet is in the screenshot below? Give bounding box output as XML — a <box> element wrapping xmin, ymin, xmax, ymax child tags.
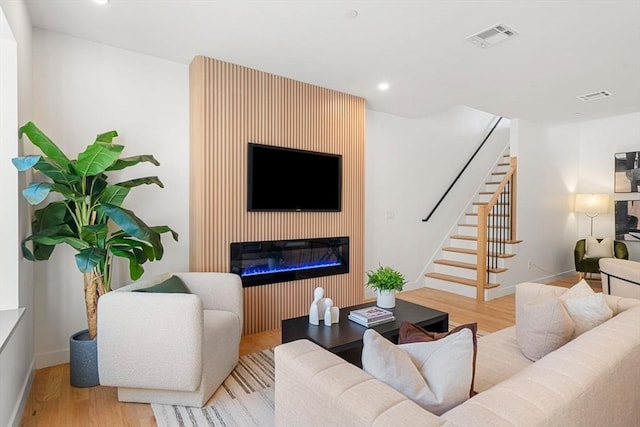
<box><xmin>527</xmin><ymin>260</ymin><xmax>532</xmax><ymax>269</ymax></box>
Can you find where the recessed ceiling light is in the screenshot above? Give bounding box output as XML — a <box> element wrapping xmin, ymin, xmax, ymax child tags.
<box><xmin>377</xmin><ymin>82</ymin><xmax>390</xmax><ymax>91</ymax></box>
<box><xmin>92</xmin><ymin>0</ymin><xmax>109</xmax><ymax>5</ymax></box>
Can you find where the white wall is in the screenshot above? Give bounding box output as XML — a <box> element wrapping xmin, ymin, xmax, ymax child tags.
<box><xmin>32</xmin><ymin>29</ymin><xmax>190</xmax><ymax>368</ymax></box>
<box><xmin>0</xmin><ymin>0</ymin><xmax>33</xmax><ymax>425</ymax></box>
<box><xmin>498</xmin><ymin>119</ymin><xmax>580</xmax><ymax>286</ymax></box>
<box><xmin>365</xmin><ymin>106</ymin><xmax>509</xmax><ymax>298</ymax></box>
<box><xmin>554</xmin><ymin>112</ymin><xmax>640</xmax><ymax>259</ymax></box>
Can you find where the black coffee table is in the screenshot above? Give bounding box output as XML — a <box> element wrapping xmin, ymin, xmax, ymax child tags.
<box><xmin>281</xmin><ymin>299</ymin><xmax>448</xmax><ymax>366</ymax></box>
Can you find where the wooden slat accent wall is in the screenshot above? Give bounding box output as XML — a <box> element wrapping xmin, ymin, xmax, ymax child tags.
<box><xmin>189</xmin><ymin>56</ymin><xmax>366</xmax><ymax>335</ymax></box>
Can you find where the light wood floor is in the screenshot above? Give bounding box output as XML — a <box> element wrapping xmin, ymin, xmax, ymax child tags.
<box><xmin>20</xmin><ymin>274</ymin><xmax>598</xmax><ymax>426</ymax></box>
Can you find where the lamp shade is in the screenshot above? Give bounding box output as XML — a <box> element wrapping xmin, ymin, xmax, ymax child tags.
<box><xmin>574</xmin><ymin>193</ymin><xmax>610</xmax><ymax>214</ymax></box>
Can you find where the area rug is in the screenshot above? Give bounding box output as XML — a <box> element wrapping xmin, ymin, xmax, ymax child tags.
<box><xmin>151</xmin><ymin>322</ymin><xmax>488</xmax><ymax>427</ymax></box>
<box><xmin>152</xmin><ymin>349</ymin><xmax>275</xmax><ymax>427</ymax></box>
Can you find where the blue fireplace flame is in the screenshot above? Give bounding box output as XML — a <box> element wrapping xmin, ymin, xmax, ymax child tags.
<box><xmin>241</xmin><ymin>260</ymin><xmax>343</xmax><ymax>277</ymax></box>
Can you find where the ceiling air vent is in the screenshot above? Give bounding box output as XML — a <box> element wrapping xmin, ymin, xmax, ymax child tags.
<box><xmin>466</xmin><ymin>24</ymin><xmax>519</xmax><ymax>48</ymax></box>
<box><xmin>577</xmin><ymin>90</ymin><xmax>613</xmax><ymax>102</ymax></box>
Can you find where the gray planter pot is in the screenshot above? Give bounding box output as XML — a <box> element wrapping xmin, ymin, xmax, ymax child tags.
<box><xmin>69</xmin><ymin>329</ymin><xmax>99</xmax><ymax>387</ymax></box>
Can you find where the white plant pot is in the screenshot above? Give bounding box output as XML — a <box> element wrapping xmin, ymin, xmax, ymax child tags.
<box><xmin>376</xmin><ymin>289</ymin><xmax>396</xmax><ymax>308</ymax></box>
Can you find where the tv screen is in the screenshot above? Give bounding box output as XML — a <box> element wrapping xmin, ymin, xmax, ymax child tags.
<box><xmin>247</xmin><ymin>143</ymin><xmax>342</xmax><ymax>212</ymax></box>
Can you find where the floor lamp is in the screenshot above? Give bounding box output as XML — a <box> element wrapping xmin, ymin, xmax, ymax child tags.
<box><xmin>574</xmin><ymin>193</ymin><xmax>610</xmax><ymax>236</ymax></box>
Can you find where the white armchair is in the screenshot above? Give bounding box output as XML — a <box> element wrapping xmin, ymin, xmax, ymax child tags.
<box><xmin>599</xmin><ymin>258</ymin><xmax>640</xmax><ymax>299</ymax></box>
<box><xmin>97</xmin><ymin>272</ymin><xmax>243</xmax><ymax>407</ymax></box>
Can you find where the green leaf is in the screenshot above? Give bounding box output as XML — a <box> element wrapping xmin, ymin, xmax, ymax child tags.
<box><xmin>95</xmin><ymin>130</ymin><xmax>118</xmax><ymax>144</ymax></box>
<box><xmin>27</xmin><ymin>202</ymin><xmax>72</xmax><ymax>260</ymax></box>
<box><xmin>19</xmin><ymin>122</ymin><xmax>72</xmax><ymax>171</ymax></box>
<box><xmin>88</xmin><ymin>174</ymin><xmax>108</xmax><ymax>198</ymax></box>
<box><xmin>81</xmin><ymin>224</ymin><xmax>108</xmax><ymax>247</ymax></box>
<box><xmin>23</xmin><ymin>182</ymin><xmax>83</xmax><ymax>205</ymax></box>
<box><xmin>12</xmin><ymin>155</ymin><xmax>41</xmax><ymax>171</ymax></box>
<box><xmin>111</xmin><ymin>247</ymin><xmax>145</xmax><ymax>280</ymax></box>
<box><xmin>22</xmin><ymin>183</ymin><xmax>52</xmax><ymax>205</ymax></box>
<box><xmin>33</xmin><ymin>202</ymin><xmax>68</xmax><ymax>230</ymax></box>
<box><xmin>116</xmin><ymin>176</ymin><xmax>164</xmax><ymax>189</ymax></box>
<box><xmin>107</xmin><ymin>155</ymin><xmax>160</xmax><ymax>171</ymax></box>
<box><xmin>98</xmin><ymin>203</ymin><xmax>163</xmax><ymax>258</ymax></box>
<box><xmin>33</xmin><ymin>158</ymin><xmax>81</xmax><ymax>186</ymax></box>
<box><xmin>98</xmin><ymin>185</ymin><xmax>130</xmax><ymax>207</ymax></box>
<box><xmin>151</xmin><ymin>225</ymin><xmax>179</xmax><ymax>242</ymax></box>
<box><xmin>23</xmin><ymin>224</ymin><xmax>89</xmax><ymax>259</ymax></box>
<box><xmin>75</xmin><ymin>142</ymin><xmax>124</xmax><ymax>177</ymax></box>
<box><xmin>75</xmin><ymin>247</ymin><xmax>107</xmax><ymax>273</ymax></box>
<box><xmin>109</xmin><ymin>237</ymin><xmax>155</xmax><ymax>260</ymax></box>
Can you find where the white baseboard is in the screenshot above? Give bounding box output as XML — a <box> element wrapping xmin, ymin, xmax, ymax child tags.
<box><xmin>10</xmin><ymin>357</ymin><xmax>34</xmax><ymax>427</ymax></box>
<box><xmin>35</xmin><ymin>348</ymin><xmax>69</xmax><ymax>369</ymax></box>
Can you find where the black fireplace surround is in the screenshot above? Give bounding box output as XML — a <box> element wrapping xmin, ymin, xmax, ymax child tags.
<box><xmin>230</xmin><ymin>237</ymin><xmax>349</xmax><ymax>287</ymax></box>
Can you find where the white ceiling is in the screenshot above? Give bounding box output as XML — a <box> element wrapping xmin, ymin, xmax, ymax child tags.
<box><xmin>25</xmin><ymin>0</ymin><xmax>640</xmax><ymax>126</ymax></box>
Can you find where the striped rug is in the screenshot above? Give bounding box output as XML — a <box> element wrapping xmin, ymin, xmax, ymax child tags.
<box><xmin>152</xmin><ymin>349</ymin><xmax>275</xmax><ymax>427</ymax></box>
<box><xmin>151</xmin><ymin>322</ymin><xmax>488</xmax><ymax>426</ymax></box>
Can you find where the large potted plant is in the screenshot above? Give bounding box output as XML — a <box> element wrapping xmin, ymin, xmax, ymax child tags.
<box><xmin>366</xmin><ymin>265</ymin><xmax>406</xmax><ymax>308</ymax></box>
<box><xmin>13</xmin><ymin>121</ymin><xmax>178</xmax><ymax>386</ymax></box>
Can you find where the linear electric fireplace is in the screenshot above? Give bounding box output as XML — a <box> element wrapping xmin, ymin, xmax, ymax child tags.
<box><xmin>230</xmin><ymin>237</ymin><xmax>349</xmax><ymax>287</ymax></box>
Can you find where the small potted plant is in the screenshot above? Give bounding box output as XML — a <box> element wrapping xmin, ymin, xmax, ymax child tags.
<box><xmin>366</xmin><ymin>265</ymin><xmax>406</xmax><ymax>308</ymax></box>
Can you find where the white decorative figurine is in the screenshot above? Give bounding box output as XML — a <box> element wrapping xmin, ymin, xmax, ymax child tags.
<box><xmin>330</xmin><ymin>306</ymin><xmax>340</xmax><ymax>324</ymax></box>
<box><xmin>324</xmin><ymin>299</ymin><xmax>334</xmax><ymax>326</ymax></box>
<box><xmin>309</xmin><ymin>287</ymin><xmax>324</xmax><ymax>325</ymax></box>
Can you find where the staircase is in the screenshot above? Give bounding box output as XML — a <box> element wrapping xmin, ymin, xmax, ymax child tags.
<box><xmin>425</xmin><ymin>150</ymin><xmax>521</xmax><ymax>301</ymax></box>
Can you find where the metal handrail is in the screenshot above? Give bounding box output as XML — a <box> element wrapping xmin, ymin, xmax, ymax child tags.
<box><xmin>422</xmin><ymin>116</ymin><xmax>503</xmax><ymax>222</ymax></box>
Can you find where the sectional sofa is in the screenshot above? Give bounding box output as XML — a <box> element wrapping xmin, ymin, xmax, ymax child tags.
<box><xmin>274</xmin><ymin>282</ymin><xmax>640</xmax><ymax>426</ymax></box>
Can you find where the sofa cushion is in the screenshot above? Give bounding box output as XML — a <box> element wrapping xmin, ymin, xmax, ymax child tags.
<box><xmin>134</xmin><ymin>275</ymin><xmax>191</xmax><ymax>294</ymax></box>
<box><xmin>516</xmin><ymin>293</ymin><xmax>574</xmax><ymax>361</ymax></box>
<box><xmin>361</xmin><ymin>328</ymin><xmax>474</xmax><ymax>415</ymax></box>
<box><xmin>398</xmin><ymin>321</ymin><xmax>478</xmax><ymax>396</ymax></box>
<box><xmin>559</xmin><ymin>280</ymin><xmax>613</xmax><ymax>337</ymax></box>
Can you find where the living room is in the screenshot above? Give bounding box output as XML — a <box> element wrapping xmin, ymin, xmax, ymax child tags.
<box><xmin>1</xmin><ymin>1</ymin><xmax>639</xmax><ymax>426</ymax></box>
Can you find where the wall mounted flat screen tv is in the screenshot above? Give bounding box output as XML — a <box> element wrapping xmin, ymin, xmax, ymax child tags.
<box><xmin>247</xmin><ymin>143</ymin><xmax>342</xmax><ymax>212</ymax></box>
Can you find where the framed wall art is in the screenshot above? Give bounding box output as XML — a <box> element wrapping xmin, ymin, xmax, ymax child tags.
<box><xmin>615</xmin><ymin>200</ymin><xmax>640</xmax><ymax>241</ymax></box>
<box><xmin>615</xmin><ymin>151</ymin><xmax>640</xmax><ymax>193</ymax></box>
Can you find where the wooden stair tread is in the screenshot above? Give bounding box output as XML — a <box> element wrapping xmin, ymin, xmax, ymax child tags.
<box><xmin>467</xmin><ymin>212</ymin><xmax>509</xmax><ymax>217</ymax></box>
<box><xmin>485</xmin><ymin>181</ymin><xmax>501</xmax><ymax>185</ymax></box>
<box><xmin>434</xmin><ymin>259</ymin><xmax>507</xmax><ymax>273</ymax></box>
<box><xmin>472</xmin><ymin>201</ymin><xmax>510</xmax><ymax>206</ymax></box>
<box><xmin>497</xmin><ymin>162</ymin><xmax>510</xmax><ymax>166</ymax></box>
<box><xmin>491</xmin><ymin>172</ymin><xmax>507</xmax><ymax>175</ymax></box>
<box><xmin>451</xmin><ymin>235</ymin><xmax>523</xmax><ymax>244</ymax></box>
<box><xmin>442</xmin><ymin>247</ymin><xmax>516</xmax><ymax>258</ymax></box>
<box><xmin>458</xmin><ymin>224</ymin><xmax>510</xmax><ymax>229</ymax></box>
<box><xmin>424</xmin><ymin>272</ymin><xmax>500</xmax><ymax>289</ymax></box>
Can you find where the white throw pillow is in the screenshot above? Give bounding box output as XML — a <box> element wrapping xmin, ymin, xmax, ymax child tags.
<box><xmin>584</xmin><ymin>237</ymin><xmax>613</xmax><ymax>258</ymax></box>
<box><xmin>562</xmin><ymin>293</ymin><xmax>613</xmax><ymax>337</ymax></box>
<box><xmin>559</xmin><ymin>279</ymin><xmax>595</xmax><ymax>300</ymax></box>
<box><xmin>361</xmin><ymin>328</ymin><xmax>473</xmax><ymax>415</ymax></box>
<box><xmin>516</xmin><ymin>293</ymin><xmax>574</xmax><ymax>361</ymax></box>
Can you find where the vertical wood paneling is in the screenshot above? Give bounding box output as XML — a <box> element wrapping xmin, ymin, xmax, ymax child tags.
<box><xmin>190</xmin><ymin>56</ymin><xmax>365</xmax><ymax>334</ymax></box>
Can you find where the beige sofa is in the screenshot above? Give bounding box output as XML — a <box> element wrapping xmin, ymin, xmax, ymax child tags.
<box><xmin>275</xmin><ymin>282</ymin><xmax>640</xmax><ymax>426</ymax></box>
<box><xmin>600</xmin><ymin>258</ymin><xmax>640</xmax><ymax>299</ymax></box>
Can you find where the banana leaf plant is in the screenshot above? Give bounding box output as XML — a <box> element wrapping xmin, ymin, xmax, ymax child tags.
<box><xmin>12</xmin><ymin>122</ymin><xmax>178</xmax><ymax>339</ymax></box>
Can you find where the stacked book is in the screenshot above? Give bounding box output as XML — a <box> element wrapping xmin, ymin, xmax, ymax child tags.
<box><xmin>348</xmin><ymin>306</ymin><xmax>395</xmax><ymax>327</ymax></box>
